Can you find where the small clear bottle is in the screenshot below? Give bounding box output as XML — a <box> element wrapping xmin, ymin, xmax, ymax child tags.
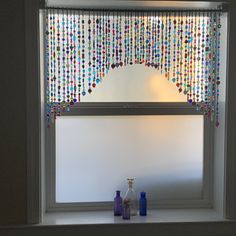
<box><xmin>122</xmin><ymin>199</ymin><xmax>130</xmax><ymax>220</ymax></box>
<box><xmin>124</xmin><ymin>178</ymin><xmax>138</xmax><ymax>216</ymax></box>
<box><xmin>113</xmin><ymin>190</ymin><xmax>122</xmax><ymax>216</ymax></box>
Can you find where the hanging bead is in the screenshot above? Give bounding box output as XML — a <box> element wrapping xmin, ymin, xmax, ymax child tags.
<box><xmin>215</xmin><ymin>12</ymin><xmax>221</xmax><ymax>126</ymax></box>
<box><xmin>70</xmin><ymin>12</ymin><xmax>75</xmax><ymax>103</ymax></box>
<box><xmin>118</xmin><ymin>13</ymin><xmax>123</xmax><ymax>67</ymax></box>
<box><xmin>77</xmin><ymin>11</ymin><xmax>82</xmax><ymax>101</ymax></box>
<box><xmin>145</xmin><ymin>12</ymin><xmax>151</xmax><ymax>67</ymax></box>
<box><xmin>134</xmin><ymin>12</ymin><xmax>138</xmax><ymax>64</ymax></box>
<box><xmin>153</xmin><ymin>11</ymin><xmax>158</xmax><ymax>68</ymax></box>
<box><xmin>115</xmin><ymin>11</ymin><xmax>119</xmax><ymax>68</ymax></box>
<box><xmin>101</xmin><ymin>11</ymin><xmax>106</xmax><ymax>78</ymax></box>
<box><xmin>95</xmin><ymin>12</ymin><xmax>101</xmax><ymax>83</ymax></box>
<box><xmin>167</xmin><ymin>12</ymin><xmax>171</xmax><ymax>80</ymax></box>
<box><xmin>175</xmin><ymin>12</ymin><xmax>181</xmax><ymax>90</ymax></box>
<box><xmin>141</xmin><ymin>12</ymin><xmax>145</xmax><ymax>64</ymax></box>
<box><xmin>87</xmin><ymin>11</ymin><xmax>92</xmax><ymax>94</ymax></box>
<box><xmin>81</xmin><ymin>11</ymin><xmax>86</xmax><ymax>96</ymax></box>
<box><xmin>188</xmin><ymin>12</ymin><xmax>194</xmax><ymax>103</ymax></box>
<box><xmin>92</xmin><ymin>11</ymin><xmax>96</xmax><ymax>88</ymax></box>
<box><xmin>151</xmin><ymin>11</ymin><xmax>156</xmax><ymax>67</ymax></box>
<box><xmin>129</xmin><ymin>12</ymin><xmax>134</xmax><ymax>65</ymax></box>
<box><xmin>106</xmin><ymin>12</ymin><xmax>111</xmax><ymax>73</ymax></box>
<box><xmin>164</xmin><ymin>12</ymin><xmax>168</xmax><ymax>77</ymax></box>
<box><xmin>156</xmin><ymin>12</ymin><xmax>161</xmax><ymax>70</ymax></box>
<box><xmin>183</xmin><ymin>12</ymin><xmax>189</xmax><ymax>95</ymax></box>
<box><xmin>111</xmin><ymin>12</ymin><xmax>116</xmax><ymax>69</ymax></box>
<box><xmin>124</xmin><ymin>12</ymin><xmax>128</xmax><ymax>66</ymax></box>
<box><xmin>172</xmin><ymin>12</ymin><xmax>177</xmax><ymax>84</ymax></box>
<box><xmin>160</xmin><ymin>12</ymin><xmax>164</xmax><ymax>73</ymax></box>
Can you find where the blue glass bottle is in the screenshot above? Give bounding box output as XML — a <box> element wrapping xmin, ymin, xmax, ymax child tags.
<box><xmin>139</xmin><ymin>192</ymin><xmax>147</xmax><ymax>216</ymax></box>
<box><xmin>114</xmin><ymin>190</ymin><xmax>122</xmax><ymax>216</ymax></box>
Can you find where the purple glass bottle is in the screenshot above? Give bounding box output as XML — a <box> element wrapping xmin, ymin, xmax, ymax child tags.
<box><xmin>114</xmin><ymin>190</ymin><xmax>122</xmax><ymax>216</ymax></box>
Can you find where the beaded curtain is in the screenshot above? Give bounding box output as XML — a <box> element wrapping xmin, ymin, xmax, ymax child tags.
<box><xmin>45</xmin><ymin>9</ymin><xmax>221</xmax><ymax>126</ymax></box>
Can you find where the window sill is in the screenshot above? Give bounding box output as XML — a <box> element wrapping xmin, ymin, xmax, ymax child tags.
<box><xmin>3</xmin><ymin>209</ymin><xmax>236</xmax><ymax>236</ymax></box>
<box><xmin>42</xmin><ymin>209</ymin><xmax>227</xmax><ymax>225</ymax></box>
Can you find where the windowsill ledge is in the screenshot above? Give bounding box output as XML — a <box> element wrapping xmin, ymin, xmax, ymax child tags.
<box><xmin>2</xmin><ymin>209</ymin><xmax>236</xmax><ymax>236</ymax></box>
<box><xmin>42</xmin><ymin>209</ymin><xmax>228</xmax><ymax>225</ymax></box>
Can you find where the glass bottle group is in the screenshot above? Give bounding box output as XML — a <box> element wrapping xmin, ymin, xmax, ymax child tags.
<box><xmin>113</xmin><ymin>178</ymin><xmax>147</xmax><ymax>219</ymax></box>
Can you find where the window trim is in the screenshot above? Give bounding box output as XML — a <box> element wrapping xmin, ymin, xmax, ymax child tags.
<box><xmin>45</xmin><ymin>102</ymin><xmax>214</xmax><ymax>212</ymax></box>
<box><xmin>25</xmin><ymin>0</ymin><xmax>41</xmax><ymax>224</ymax></box>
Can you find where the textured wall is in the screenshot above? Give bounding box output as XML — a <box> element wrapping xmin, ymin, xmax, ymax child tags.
<box><xmin>0</xmin><ymin>0</ymin><xmax>27</xmax><ymax>225</ymax></box>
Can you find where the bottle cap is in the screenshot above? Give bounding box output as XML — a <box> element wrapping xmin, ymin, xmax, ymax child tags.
<box><xmin>127</xmin><ymin>178</ymin><xmax>134</xmax><ymax>188</ymax></box>
<box><xmin>116</xmin><ymin>190</ymin><xmax>121</xmax><ymax>196</ymax></box>
<box><xmin>140</xmin><ymin>192</ymin><xmax>146</xmax><ymax>198</ymax></box>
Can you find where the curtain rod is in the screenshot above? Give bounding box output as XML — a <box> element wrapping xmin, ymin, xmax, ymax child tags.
<box><xmin>42</xmin><ymin>6</ymin><xmax>226</xmax><ymax>13</ymax></box>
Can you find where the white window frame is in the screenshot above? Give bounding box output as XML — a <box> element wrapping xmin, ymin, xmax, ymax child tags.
<box><xmin>45</xmin><ymin>102</ymin><xmax>214</xmax><ymax>212</ymax></box>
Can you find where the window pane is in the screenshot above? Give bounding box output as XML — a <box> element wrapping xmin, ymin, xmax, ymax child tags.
<box><xmin>80</xmin><ymin>65</ymin><xmax>186</xmax><ymax>102</ymax></box>
<box><xmin>56</xmin><ymin>115</ymin><xmax>203</xmax><ymax>203</ymax></box>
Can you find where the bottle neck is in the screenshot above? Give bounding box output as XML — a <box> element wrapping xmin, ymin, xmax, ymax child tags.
<box><xmin>140</xmin><ymin>192</ymin><xmax>146</xmax><ymax>198</ymax></box>
<box><xmin>128</xmin><ymin>183</ymin><xmax>133</xmax><ymax>189</ymax></box>
<box><xmin>127</xmin><ymin>178</ymin><xmax>134</xmax><ymax>189</ymax></box>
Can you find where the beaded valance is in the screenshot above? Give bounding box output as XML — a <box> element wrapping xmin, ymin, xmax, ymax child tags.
<box><xmin>45</xmin><ymin>9</ymin><xmax>222</xmax><ymax>126</ymax></box>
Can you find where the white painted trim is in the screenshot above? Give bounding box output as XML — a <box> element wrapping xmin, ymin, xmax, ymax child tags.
<box><xmin>42</xmin><ymin>209</ymin><xmax>225</xmax><ymax>225</ymax></box>
<box><xmin>46</xmin><ymin>0</ymin><xmax>222</xmax><ymax>10</ymax></box>
<box><xmin>39</xmin><ymin>8</ymin><xmax>48</xmax><ymax>222</ymax></box>
<box><xmin>25</xmin><ymin>0</ymin><xmax>41</xmax><ymax>224</ymax></box>
<box><xmin>224</xmin><ymin>2</ymin><xmax>236</xmax><ymax>220</ymax></box>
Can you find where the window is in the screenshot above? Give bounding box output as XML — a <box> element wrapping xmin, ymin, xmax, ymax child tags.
<box><xmin>41</xmin><ymin>5</ymin><xmax>227</xmax><ymax>213</ymax></box>
<box><xmin>45</xmin><ymin>67</ymin><xmax>214</xmax><ymax>211</ymax></box>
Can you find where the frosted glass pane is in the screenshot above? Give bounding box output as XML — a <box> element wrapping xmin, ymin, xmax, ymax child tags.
<box><xmin>80</xmin><ymin>65</ymin><xmax>186</xmax><ymax>102</ymax></box>
<box><xmin>56</xmin><ymin>115</ymin><xmax>203</xmax><ymax>203</ymax></box>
